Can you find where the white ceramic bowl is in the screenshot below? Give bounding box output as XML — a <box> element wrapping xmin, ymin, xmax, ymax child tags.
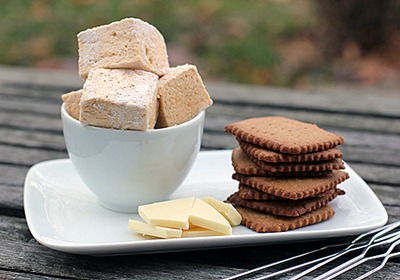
<box><xmin>61</xmin><ymin>104</ymin><xmax>204</xmax><ymax>213</ymax></box>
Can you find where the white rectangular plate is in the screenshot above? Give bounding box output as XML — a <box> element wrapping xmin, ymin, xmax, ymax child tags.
<box><xmin>24</xmin><ymin>150</ymin><xmax>388</xmax><ymax>255</ymax></box>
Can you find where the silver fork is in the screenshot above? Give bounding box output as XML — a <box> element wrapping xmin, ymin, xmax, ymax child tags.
<box><xmin>289</xmin><ymin>221</ymin><xmax>400</xmax><ymax>279</ymax></box>
<box><xmin>310</xmin><ymin>231</ymin><xmax>400</xmax><ymax>279</ymax></box>
<box><xmin>222</xmin><ymin>242</ymin><xmax>348</xmax><ymax>280</ymax></box>
<box><xmin>324</xmin><ymin>237</ymin><xmax>400</xmax><ymax>280</ymax></box>
<box><xmin>257</xmin><ymin>230</ymin><xmax>400</xmax><ymax>280</ymax></box>
<box><xmin>355</xmin><ymin>247</ymin><xmax>400</xmax><ymax>280</ymax></box>
<box><xmin>222</xmin><ymin>221</ymin><xmax>400</xmax><ymax>280</ymax></box>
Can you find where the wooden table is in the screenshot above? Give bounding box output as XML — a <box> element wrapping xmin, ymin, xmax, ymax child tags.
<box><xmin>0</xmin><ymin>65</ymin><xmax>399</xmax><ymax>279</ymax></box>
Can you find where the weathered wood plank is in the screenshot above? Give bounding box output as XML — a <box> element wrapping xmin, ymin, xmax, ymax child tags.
<box><xmin>208</xmin><ymin>103</ymin><xmax>400</xmax><ymax>134</ymax></box>
<box><xmin>371</xmin><ymin>184</ymin><xmax>400</xmax><ymax>206</ymax></box>
<box><xmin>202</xmin><ymin>133</ymin><xmax>237</xmax><ymax>150</ymax></box>
<box><xmin>350</xmin><ymin>163</ymin><xmax>400</xmax><ymax>186</ymax></box>
<box><xmin>0</xmin><ymin>185</ymin><xmax>24</xmax><ymax>217</ymax></box>
<box><xmin>207</xmin><ymin>82</ymin><xmax>400</xmax><ymax>117</ymax></box>
<box><xmin>340</xmin><ymin>146</ymin><xmax>400</xmax><ymax>167</ymax></box>
<box><xmin>0</xmin><ymin>128</ymin><xmax>66</xmax><ymax>151</ymax></box>
<box><xmin>0</xmin><ymin>111</ymin><xmax>62</xmax><ymax>132</ymax></box>
<box><xmin>0</xmin><ymin>65</ymin><xmax>82</xmax><ymax>89</ymax></box>
<box><xmin>0</xmin><ymin>165</ymin><xmax>30</xmax><ymax>187</ymax></box>
<box><xmin>0</xmin><ymin>85</ymin><xmax>75</xmax><ymax>100</ymax></box>
<box><xmin>0</xmin><ymin>271</ymin><xmax>64</xmax><ymax>280</ymax></box>
<box><xmin>0</xmin><ymin>146</ymin><xmax>66</xmax><ymax>166</ymax></box>
<box><xmin>0</xmin><ymin>216</ymin><xmax>31</xmax><ymax>242</ymax></box>
<box><xmin>0</xmin><ymin>94</ymin><xmax>62</xmax><ymax>115</ymax></box>
<box><xmin>338</xmin><ymin>130</ymin><xmax>400</xmax><ymax>150</ymax></box>
<box><xmin>0</xmin><ymin>240</ymin><xmax>233</xmax><ymax>279</ymax></box>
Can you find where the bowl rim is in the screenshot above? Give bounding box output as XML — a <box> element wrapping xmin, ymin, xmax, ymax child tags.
<box><xmin>61</xmin><ymin>103</ymin><xmax>205</xmax><ymax>134</ymax></box>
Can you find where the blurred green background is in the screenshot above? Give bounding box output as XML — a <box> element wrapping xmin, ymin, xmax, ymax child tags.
<box><xmin>1</xmin><ymin>0</ymin><xmax>399</xmax><ymax>88</ymax></box>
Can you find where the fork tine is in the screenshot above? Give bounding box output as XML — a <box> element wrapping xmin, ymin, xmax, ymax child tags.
<box><xmin>316</xmin><ymin>232</ymin><xmax>400</xmax><ymax>280</ymax></box>
<box><xmin>355</xmin><ymin>251</ymin><xmax>400</xmax><ymax>280</ymax></box>
<box><xmin>351</xmin><ymin>221</ymin><xmax>400</xmax><ymax>244</ymax></box>
<box><xmin>331</xmin><ymin>238</ymin><xmax>400</xmax><ymax>280</ymax></box>
<box><xmin>288</xmin><ymin>222</ymin><xmax>400</xmax><ymax>280</ymax></box>
<box><xmin>222</xmin><ymin>222</ymin><xmax>400</xmax><ymax>280</ymax></box>
<box><xmin>221</xmin><ymin>243</ymin><xmax>346</xmax><ymax>280</ymax></box>
<box><xmin>251</xmin><ymin>253</ymin><xmax>338</xmax><ymax>280</ymax></box>
<box><xmin>253</xmin><ymin>237</ymin><xmax>388</xmax><ymax>280</ymax></box>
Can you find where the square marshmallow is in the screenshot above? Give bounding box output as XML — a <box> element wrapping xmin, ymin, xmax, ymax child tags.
<box><xmin>61</xmin><ymin>89</ymin><xmax>83</xmax><ymax>120</ymax></box>
<box><xmin>156</xmin><ymin>64</ymin><xmax>213</xmax><ymax>128</ymax></box>
<box><xmin>78</xmin><ymin>18</ymin><xmax>169</xmax><ymax>79</ymax></box>
<box><xmin>80</xmin><ymin>68</ymin><xmax>159</xmax><ymax>130</ymax></box>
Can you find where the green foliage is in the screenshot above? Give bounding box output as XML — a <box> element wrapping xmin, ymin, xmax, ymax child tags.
<box><xmin>0</xmin><ymin>0</ymin><xmax>314</xmax><ymax>85</ymax></box>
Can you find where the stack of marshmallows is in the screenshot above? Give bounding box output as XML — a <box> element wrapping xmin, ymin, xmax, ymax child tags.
<box><xmin>62</xmin><ymin>18</ymin><xmax>213</xmax><ymax>130</ymax></box>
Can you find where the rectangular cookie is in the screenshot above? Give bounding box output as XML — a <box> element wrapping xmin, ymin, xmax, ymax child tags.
<box><xmin>225</xmin><ymin>116</ymin><xmax>344</xmax><ymax>154</ymax></box>
<box><xmin>80</xmin><ymin>68</ymin><xmax>159</xmax><ymax>130</ymax></box>
<box><xmin>235</xmin><ymin>205</ymin><xmax>335</xmax><ymax>233</ymax></box>
<box><xmin>156</xmin><ymin>64</ymin><xmax>213</xmax><ymax>128</ymax></box>
<box><xmin>232</xmin><ymin>170</ymin><xmax>349</xmax><ymax>200</ymax></box>
<box><xmin>247</xmin><ymin>151</ymin><xmax>345</xmax><ymax>173</ymax></box>
<box><xmin>238</xmin><ymin>184</ymin><xmax>282</xmax><ymax>200</ymax></box>
<box><xmin>227</xmin><ymin>189</ymin><xmax>342</xmax><ymax>217</ymax></box>
<box><xmin>239</xmin><ymin>139</ymin><xmax>343</xmax><ymax>163</ymax></box>
<box><xmin>237</xmin><ymin>184</ymin><xmax>344</xmax><ymax>201</ymax></box>
<box><xmin>78</xmin><ymin>18</ymin><xmax>169</xmax><ymax>79</ymax></box>
<box><xmin>232</xmin><ymin>147</ymin><xmax>332</xmax><ymax>177</ymax></box>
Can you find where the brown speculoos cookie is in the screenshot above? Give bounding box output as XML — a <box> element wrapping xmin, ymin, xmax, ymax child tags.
<box><xmin>234</xmin><ymin>205</ymin><xmax>335</xmax><ymax>233</ymax></box>
<box><xmin>238</xmin><ymin>139</ymin><xmax>343</xmax><ymax>163</ymax></box>
<box><xmin>237</xmin><ymin>184</ymin><xmax>344</xmax><ymax>201</ymax></box>
<box><xmin>227</xmin><ymin>189</ymin><xmax>343</xmax><ymax>217</ymax></box>
<box><xmin>232</xmin><ymin>170</ymin><xmax>349</xmax><ymax>200</ymax></box>
<box><xmin>232</xmin><ymin>147</ymin><xmax>332</xmax><ymax>177</ymax></box>
<box><xmin>225</xmin><ymin>116</ymin><xmax>344</xmax><ymax>154</ymax></box>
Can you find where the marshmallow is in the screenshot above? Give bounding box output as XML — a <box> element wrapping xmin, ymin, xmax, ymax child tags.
<box><xmin>156</xmin><ymin>64</ymin><xmax>213</xmax><ymax>128</ymax></box>
<box><xmin>61</xmin><ymin>89</ymin><xmax>83</xmax><ymax>120</ymax></box>
<box><xmin>78</xmin><ymin>18</ymin><xmax>169</xmax><ymax>79</ymax></box>
<box><xmin>80</xmin><ymin>68</ymin><xmax>159</xmax><ymax>130</ymax></box>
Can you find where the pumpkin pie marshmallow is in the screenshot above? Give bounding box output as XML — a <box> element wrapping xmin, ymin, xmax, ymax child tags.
<box><xmin>80</xmin><ymin>68</ymin><xmax>159</xmax><ymax>130</ymax></box>
<box><xmin>61</xmin><ymin>89</ymin><xmax>83</xmax><ymax>120</ymax></box>
<box><xmin>77</xmin><ymin>18</ymin><xmax>169</xmax><ymax>79</ymax></box>
<box><xmin>156</xmin><ymin>64</ymin><xmax>213</xmax><ymax>128</ymax></box>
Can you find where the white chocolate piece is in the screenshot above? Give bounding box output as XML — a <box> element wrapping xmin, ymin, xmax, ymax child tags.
<box><xmin>61</xmin><ymin>89</ymin><xmax>83</xmax><ymax>120</ymax></box>
<box><xmin>78</xmin><ymin>18</ymin><xmax>169</xmax><ymax>79</ymax></box>
<box><xmin>182</xmin><ymin>226</ymin><xmax>224</xmax><ymax>238</ymax></box>
<box><xmin>128</xmin><ymin>220</ymin><xmax>182</xmax><ymax>239</ymax></box>
<box><xmin>80</xmin><ymin>68</ymin><xmax>159</xmax><ymax>130</ymax></box>
<box><xmin>138</xmin><ymin>197</ymin><xmax>196</xmax><ymax>230</ymax></box>
<box><xmin>189</xmin><ymin>198</ymin><xmax>232</xmax><ymax>235</ymax></box>
<box><xmin>201</xmin><ymin>197</ymin><xmax>242</xmax><ymax>226</ymax></box>
<box><xmin>156</xmin><ymin>64</ymin><xmax>213</xmax><ymax>128</ymax></box>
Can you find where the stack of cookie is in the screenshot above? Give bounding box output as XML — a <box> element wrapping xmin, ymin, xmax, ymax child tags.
<box><xmin>224</xmin><ymin>116</ymin><xmax>349</xmax><ymax>233</ymax></box>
